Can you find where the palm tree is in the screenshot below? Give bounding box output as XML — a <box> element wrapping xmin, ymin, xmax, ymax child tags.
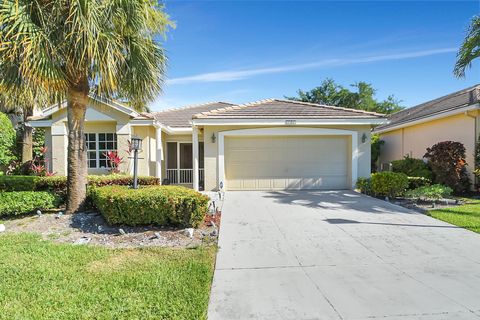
<box><xmin>0</xmin><ymin>0</ymin><xmax>173</xmax><ymax>213</ymax></box>
<box><xmin>454</xmin><ymin>15</ymin><xmax>480</xmax><ymax>78</ymax></box>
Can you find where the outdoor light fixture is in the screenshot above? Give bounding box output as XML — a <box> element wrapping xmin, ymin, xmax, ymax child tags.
<box><xmin>131</xmin><ymin>136</ymin><xmax>142</xmax><ymax>189</ymax></box>
<box><xmin>211</xmin><ymin>133</ymin><xmax>216</xmax><ymax>143</ymax></box>
<box><xmin>131</xmin><ymin>136</ymin><xmax>143</xmax><ymax>151</ymax></box>
<box><xmin>361</xmin><ymin>133</ymin><xmax>367</xmax><ymax>143</ymax></box>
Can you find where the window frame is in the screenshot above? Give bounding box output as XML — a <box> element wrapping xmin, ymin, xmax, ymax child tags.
<box><xmin>85</xmin><ymin>133</ymin><xmax>118</xmax><ymax>169</ymax></box>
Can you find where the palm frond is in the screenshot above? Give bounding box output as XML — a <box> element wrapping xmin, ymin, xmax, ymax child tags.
<box><xmin>454</xmin><ymin>16</ymin><xmax>480</xmax><ymax>78</ymax></box>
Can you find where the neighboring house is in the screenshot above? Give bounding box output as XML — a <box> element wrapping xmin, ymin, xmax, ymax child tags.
<box><xmin>374</xmin><ymin>85</ymin><xmax>480</xmax><ymax>180</ymax></box>
<box><xmin>28</xmin><ymin>97</ymin><xmax>384</xmax><ymax>191</ymax></box>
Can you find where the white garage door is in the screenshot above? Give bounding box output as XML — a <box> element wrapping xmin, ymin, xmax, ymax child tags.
<box><xmin>225</xmin><ymin>136</ymin><xmax>349</xmax><ymax>190</ymax></box>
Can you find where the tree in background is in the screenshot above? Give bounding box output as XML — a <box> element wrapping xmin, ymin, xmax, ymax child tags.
<box><xmin>0</xmin><ymin>88</ymin><xmax>52</xmax><ymax>163</ymax></box>
<box><xmin>454</xmin><ymin>15</ymin><xmax>480</xmax><ymax>78</ymax></box>
<box><xmin>287</xmin><ymin>78</ymin><xmax>404</xmax><ymax>114</ymax></box>
<box><xmin>370</xmin><ymin>134</ymin><xmax>385</xmax><ymax>172</ymax></box>
<box><xmin>0</xmin><ymin>0</ymin><xmax>173</xmax><ymax>213</ymax></box>
<box><xmin>0</xmin><ymin>112</ymin><xmax>16</xmax><ymax>169</ymax></box>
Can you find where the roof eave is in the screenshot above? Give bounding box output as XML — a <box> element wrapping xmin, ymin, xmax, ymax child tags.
<box><xmin>373</xmin><ymin>104</ymin><xmax>480</xmax><ymax>134</ymax></box>
<box><xmin>192</xmin><ymin>118</ymin><xmax>386</xmax><ymax>126</ymax></box>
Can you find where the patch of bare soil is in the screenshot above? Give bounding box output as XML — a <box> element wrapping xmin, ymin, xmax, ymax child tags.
<box><xmin>3</xmin><ymin>210</ymin><xmax>220</xmax><ymax>249</ymax></box>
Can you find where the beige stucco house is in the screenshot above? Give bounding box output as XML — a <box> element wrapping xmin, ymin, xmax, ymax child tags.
<box><xmin>374</xmin><ymin>85</ymin><xmax>480</xmax><ymax>180</ymax></box>
<box><xmin>29</xmin><ymin>97</ymin><xmax>385</xmax><ymax>191</ymax></box>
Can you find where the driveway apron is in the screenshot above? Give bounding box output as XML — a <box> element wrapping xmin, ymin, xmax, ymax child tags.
<box><xmin>208</xmin><ymin>190</ymin><xmax>480</xmax><ymax>320</ymax></box>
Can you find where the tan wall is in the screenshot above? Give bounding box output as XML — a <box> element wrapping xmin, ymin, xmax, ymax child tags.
<box><xmin>132</xmin><ymin>126</ymin><xmax>152</xmax><ymax>176</ymax></box>
<box><xmin>45</xmin><ymin>102</ymin><xmax>149</xmax><ymax>176</ymax></box>
<box><xmin>378</xmin><ymin>113</ymin><xmax>478</xmax><ymax>180</ymax></box>
<box><xmin>202</xmin><ymin>125</ymin><xmax>372</xmax><ymax>191</ymax></box>
<box><xmin>51</xmin><ymin>127</ymin><xmax>67</xmax><ymax>175</ymax></box>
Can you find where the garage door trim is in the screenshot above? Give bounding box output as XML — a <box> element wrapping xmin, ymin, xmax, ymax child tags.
<box><xmin>218</xmin><ymin>127</ymin><xmax>358</xmax><ymax>191</ymax></box>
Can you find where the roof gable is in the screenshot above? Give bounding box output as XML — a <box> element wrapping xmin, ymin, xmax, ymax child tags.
<box><xmin>193</xmin><ymin>99</ymin><xmax>385</xmax><ymax>119</ymax></box>
<box><xmin>150</xmin><ymin>102</ymin><xmax>235</xmax><ymax>127</ymax></box>
<box><xmin>32</xmin><ymin>95</ymin><xmax>142</xmax><ymax>121</ymax></box>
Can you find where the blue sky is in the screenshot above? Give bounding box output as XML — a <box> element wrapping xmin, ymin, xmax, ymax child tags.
<box><xmin>150</xmin><ymin>1</ymin><xmax>480</xmax><ymax>111</ymax></box>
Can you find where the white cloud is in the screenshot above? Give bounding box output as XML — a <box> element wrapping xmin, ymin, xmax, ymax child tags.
<box><xmin>166</xmin><ymin>47</ymin><xmax>457</xmax><ymax>85</ymax></box>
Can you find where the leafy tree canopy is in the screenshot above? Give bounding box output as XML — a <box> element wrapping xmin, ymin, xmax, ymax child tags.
<box><xmin>454</xmin><ymin>15</ymin><xmax>480</xmax><ymax>78</ymax></box>
<box><xmin>0</xmin><ymin>112</ymin><xmax>16</xmax><ymax>167</ymax></box>
<box><xmin>286</xmin><ymin>78</ymin><xmax>404</xmax><ymax>114</ymax></box>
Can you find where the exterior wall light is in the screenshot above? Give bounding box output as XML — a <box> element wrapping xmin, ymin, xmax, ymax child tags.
<box><xmin>211</xmin><ymin>133</ymin><xmax>216</xmax><ymax>143</ymax></box>
<box><xmin>131</xmin><ymin>136</ymin><xmax>143</xmax><ymax>189</ymax></box>
<box><xmin>361</xmin><ymin>133</ymin><xmax>367</xmax><ymax>143</ymax></box>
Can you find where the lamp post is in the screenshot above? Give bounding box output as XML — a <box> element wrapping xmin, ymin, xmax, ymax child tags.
<box><xmin>131</xmin><ymin>136</ymin><xmax>142</xmax><ymax>189</ymax></box>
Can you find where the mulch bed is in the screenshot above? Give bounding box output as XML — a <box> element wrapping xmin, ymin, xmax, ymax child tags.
<box><xmin>2</xmin><ymin>210</ymin><xmax>221</xmax><ymax>249</ymax></box>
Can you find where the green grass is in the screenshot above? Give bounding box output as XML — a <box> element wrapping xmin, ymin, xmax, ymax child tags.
<box><xmin>0</xmin><ymin>233</ymin><xmax>216</xmax><ymax>320</ymax></box>
<box><xmin>428</xmin><ymin>198</ymin><xmax>480</xmax><ymax>233</ymax></box>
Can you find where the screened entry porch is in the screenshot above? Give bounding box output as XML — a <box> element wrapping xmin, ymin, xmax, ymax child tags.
<box><xmin>165</xmin><ymin>142</ymin><xmax>204</xmax><ymax>188</ymax></box>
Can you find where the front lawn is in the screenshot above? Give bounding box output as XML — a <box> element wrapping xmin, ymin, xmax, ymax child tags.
<box><xmin>428</xmin><ymin>198</ymin><xmax>480</xmax><ymax>233</ymax></box>
<box><xmin>0</xmin><ymin>233</ymin><xmax>215</xmax><ymax>320</ymax></box>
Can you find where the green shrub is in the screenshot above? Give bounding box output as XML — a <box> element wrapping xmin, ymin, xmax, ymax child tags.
<box><xmin>405</xmin><ymin>184</ymin><xmax>453</xmax><ymax>201</ymax></box>
<box><xmin>0</xmin><ymin>174</ymin><xmax>159</xmax><ymax>193</ymax></box>
<box><xmin>371</xmin><ymin>171</ymin><xmax>409</xmax><ymax>198</ymax></box>
<box><xmin>407</xmin><ymin>176</ymin><xmax>431</xmax><ymax>190</ymax></box>
<box><xmin>356</xmin><ymin>177</ymin><xmax>372</xmax><ymax>195</ymax></box>
<box><xmin>90</xmin><ymin>186</ymin><xmax>209</xmax><ymax>228</ymax></box>
<box><xmin>0</xmin><ymin>191</ymin><xmax>59</xmax><ymax>216</ymax></box>
<box><xmin>0</xmin><ymin>175</ymin><xmax>40</xmax><ymax>191</ymax></box>
<box><xmin>391</xmin><ymin>156</ymin><xmax>432</xmax><ymax>179</ymax></box>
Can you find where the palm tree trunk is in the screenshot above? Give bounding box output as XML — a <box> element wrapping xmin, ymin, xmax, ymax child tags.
<box><xmin>66</xmin><ymin>83</ymin><xmax>89</xmax><ymax>214</ymax></box>
<box><xmin>21</xmin><ymin>108</ymin><xmax>33</xmax><ymax>163</ymax></box>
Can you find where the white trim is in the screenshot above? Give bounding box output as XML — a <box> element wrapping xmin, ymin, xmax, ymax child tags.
<box><xmin>130</xmin><ymin>119</ymin><xmax>155</xmax><ymax>126</ymax></box>
<box><xmin>193</xmin><ymin>118</ymin><xmax>385</xmax><ymax>126</ymax></box>
<box><xmin>192</xmin><ymin>127</ymin><xmax>199</xmax><ymax>191</ymax></box>
<box><xmin>155</xmin><ymin>127</ymin><xmax>163</xmax><ymax>180</ymax></box>
<box><xmin>29</xmin><ymin>120</ymin><xmax>53</xmax><ymax>128</ymax></box>
<box><xmin>374</xmin><ymin>104</ymin><xmax>480</xmax><ymax>134</ymax></box>
<box><xmin>217</xmin><ymin>127</ymin><xmax>359</xmax><ymax>191</ymax></box>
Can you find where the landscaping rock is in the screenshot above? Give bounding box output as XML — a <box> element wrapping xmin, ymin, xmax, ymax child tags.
<box><xmin>154</xmin><ymin>232</ymin><xmax>162</xmax><ymax>239</ymax></box>
<box><xmin>186</xmin><ymin>242</ymin><xmax>199</xmax><ymax>249</ymax></box>
<box><xmin>0</xmin><ymin>224</ymin><xmax>5</xmax><ymax>233</ymax></box>
<box><xmin>184</xmin><ymin>228</ymin><xmax>194</xmax><ymax>238</ymax></box>
<box><xmin>73</xmin><ymin>237</ymin><xmax>91</xmax><ymax>245</ymax></box>
<box><xmin>55</xmin><ymin>212</ymin><xmax>64</xmax><ymax>219</ymax></box>
<box><xmin>118</xmin><ymin>228</ymin><xmax>126</xmax><ymax>235</ymax></box>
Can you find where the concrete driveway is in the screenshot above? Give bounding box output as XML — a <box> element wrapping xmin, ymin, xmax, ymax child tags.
<box><xmin>208</xmin><ymin>190</ymin><xmax>480</xmax><ymax>320</ymax></box>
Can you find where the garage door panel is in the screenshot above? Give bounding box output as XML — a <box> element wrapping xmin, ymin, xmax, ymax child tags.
<box><xmin>225</xmin><ymin>136</ymin><xmax>349</xmax><ymax>190</ymax></box>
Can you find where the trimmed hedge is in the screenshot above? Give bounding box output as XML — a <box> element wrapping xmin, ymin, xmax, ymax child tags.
<box><xmin>0</xmin><ymin>192</ymin><xmax>59</xmax><ymax>217</ymax></box>
<box><xmin>0</xmin><ymin>176</ymin><xmax>40</xmax><ymax>191</ymax></box>
<box><xmin>0</xmin><ymin>175</ymin><xmax>159</xmax><ymax>193</ymax></box>
<box><xmin>90</xmin><ymin>186</ymin><xmax>209</xmax><ymax>228</ymax></box>
<box><xmin>371</xmin><ymin>171</ymin><xmax>409</xmax><ymax>198</ymax></box>
<box><xmin>391</xmin><ymin>156</ymin><xmax>432</xmax><ymax>179</ymax></box>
